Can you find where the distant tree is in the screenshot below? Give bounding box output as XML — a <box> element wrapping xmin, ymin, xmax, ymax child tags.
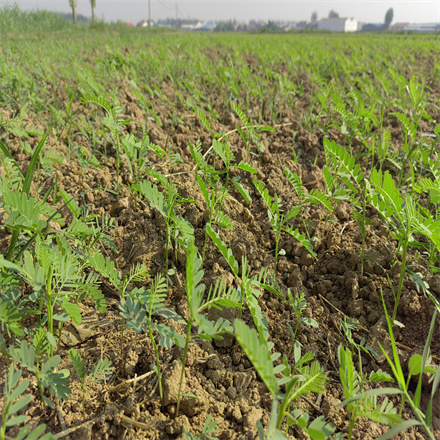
<box><xmin>311</xmin><ymin>11</ymin><xmax>318</xmax><ymax>23</ymax></box>
<box><xmin>69</xmin><ymin>0</ymin><xmax>77</xmax><ymax>23</ymax></box>
<box><xmin>266</xmin><ymin>20</ymin><xmax>281</xmax><ymax>31</ymax></box>
<box><xmin>384</xmin><ymin>8</ymin><xmax>393</xmax><ymax>29</ymax></box>
<box><xmin>90</xmin><ymin>0</ymin><xmax>96</xmax><ymax>24</ymax></box>
<box><xmin>214</xmin><ymin>20</ymin><xmax>236</xmax><ymax>32</ymax></box>
<box><xmin>328</xmin><ymin>10</ymin><xmax>339</xmax><ymax>19</ymax></box>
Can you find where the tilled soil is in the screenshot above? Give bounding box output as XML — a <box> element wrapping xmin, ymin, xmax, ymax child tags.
<box><xmin>1</xmin><ymin>30</ymin><xmax>439</xmax><ymax>440</ymax></box>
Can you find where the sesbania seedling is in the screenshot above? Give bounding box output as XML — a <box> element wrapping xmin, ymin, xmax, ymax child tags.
<box><xmin>206</xmin><ymin>224</ymin><xmax>268</xmax><ymax>330</ymax></box>
<box><xmin>119</xmin><ymin>274</ymin><xmax>186</xmax><ymax>403</ymax></box>
<box><xmin>0</xmin><ymin>365</ymin><xmax>55</xmax><ymax>440</ymax></box>
<box><xmin>376</xmin><ymin>290</ymin><xmax>439</xmax><ymax>440</ymax></box>
<box><xmin>338</xmin><ymin>344</ymin><xmax>401</xmax><ymax>440</ymax></box>
<box><xmin>232</xmin><ymin>103</ymin><xmax>274</xmax><ymax>162</ymax></box>
<box><xmin>176</xmin><ymin>242</ymin><xmax>241</xmax><ymax>415</ymax></box>
<box><xmin>234</xmin><ymin>319</ymin><xmax>331</xmax><ymax>437</ymax></box>
<box><xmin>253</xmin><ymin>178</ymin><xmax>316</xmax><ymax>279</ymax></box>
<box><xmin>81</xmin><ymin>93</ymin><xmax>130</xmax><ymax>199</ymax></box>
<box><xmin>88</xmin><ymin>252</ymin><xmax>149</xmax><ymax>354</ymax></box>
<box><xmin>69</xmin><ymin>348</ymin><xmax>113</xmax><ymax>416</ymax></box>
<box><xmin>134</xmin><ymin>170</ymin><xmax>195</xmax><ymax>280</ymax></box>
<box><xmin>367</xmin><ymin>169</ymin><xmax>440</xmax><ymax>323</ymax></box>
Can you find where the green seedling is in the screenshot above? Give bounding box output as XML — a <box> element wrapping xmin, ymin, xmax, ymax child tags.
<box><xmin>1</xmin><ymin>186</ymin><xmax>64</xmax><ymax>261</ymax></box>
<box><xmin>322</xmin><ymin>139</ymin><xmax>376</xmax><ymax>275</ymax></box>
<box><xmin>258</xmin><ymin>275</ymin><xmax>318</xmax><ymax>360</ymax></box>
<box><xmin>367</xmin><ymin>169</ymin><xmax>440</xmax><ymax>323</ymax></box>
<box><xmin>132</xmin><ymin>84</ymin><xmax>163</xmax><ymax>127</ymax></box>
<box><xmin>195</xmin><ymin>168</ymin><xmax>231</xmax><ymax>260</ymax></box>
<box><xmin>119</xmin><ymin>274</ymin><xmax>186</xmax><ymax>403</ymax></box>
<box><xmin>69</xmin><ymin>348</ymin><xmax>113</xmax><ymax>416</ymax></box>
<box><xmin>413</xmin><ymin>156</ymin><xmax>440</xmax><ymax>274</ymax></box>
<box><xmin>120</xmin><ymin>129</ymin><xmax>166</xmax><ymax>206</ymax></box>
<box><xmin>286</xmin><ymin>290</ymin><xmax>318</xmax><ymax>359</ymax></box>
<box><xmin>0</xmin><ymin>235</ymin><xmax>103</xmax><ymax>358</ymax></box>
<box><xmin>206</xmin><ymin>225</ymin><xmax>268</xmax><ymax>330</ymax></box>
<box><xmin>7</xmin><ymin>340</ymin><xmax>70</xmax><ymax>409</ymax></box>
<box><xmin>88</xmin><ymin>252</ymin><xmax>149</xmax><ymax>352</ymax></box>
<box><xmin>192</xmin><ymin>107</ymin><xmax>257</xmax><ymax>194</ymax></box>
<box><xmin>253</xmin><ymin>178</ymin><xmax>316</xmax><ymax>278</ymax></box>
<box><xmin>134</xmin><ymin>171</ymin><xmax>195</xmax><ymax>280</ymax></box>
<box><xmin>0</xmin><ymin>134</ymin><xmax>61</xmax><ymax>262</ymax></box>
<box><xmin>72</xmin><ymin>143</ymin><xmax>101</xmax><ymax>194</ymax></box>
<box><xmin>372</xmin><ymin>289</ymin><xmax>439</xmax><ymax>440</ymax></box>
<box><xmin>81</xmin><ymin>94</ymin><xmax>131</xmax><ymax>199</ymax></box>
<box><xmin>340</xmin><ymin>294</ymin><xmax>440</xmax><ymax>440</ymax></box>
<box><xmin>331</xmin><ymin>87</ymin><xmax>378</xmax><ymax>153</ymax></box>
<box><xmin>232</xmin><ymin>103</ymin><xmax>274</xmax><ymax>162</ymax></box>
<box><xmin>338</xmin><ymin>344</ymin><xmax>401</xmax><ymax>440</ymax></box>
<box><xmin>0</xmin><ymin>365</ymin><xmax>55</xmax><ymax>440</ymax></box>
<box><xmin>177</xmin><ymin>242</ymin><xmax>241</xmax><ymax>416</ymax></box>
<box><xmin>234</xmin><ymin>319</ymin><xmax>329</xmax><ymax>435</ymax></box>
<box><xmin>285</xmin><ymin>168</ymin><xmax>331</xmax><ymax>242</ymax></box>
<box><xmin>189</xmin><ymin>135</ymin><xmax>256</xmax><ymax>259</ymax></box>
<box><xmin>341</xmin><ymin>317</ymin><xmax>378</xmax><ymax>359</ymax></box>
<box><xmin>64</xmin><ymin>203</ymin><xmax>118</xmax><ymax>256</ymax></box>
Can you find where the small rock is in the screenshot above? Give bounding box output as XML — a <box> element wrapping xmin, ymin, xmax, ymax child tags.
<box><xmin>110</xmin><ymin>197</ymin><xmax>134</xmax><ymax>217</ymax></box>
<box><xmin>316</xmin><ymin>280</ymin><xmax>332</xmax><ymax>295</ymax></box>
<box><xmin>226</xmin><ymin>386</ymin><xmax>236</xmax><ymax>400</ymax></box>
<box><xmin>165</xmin><ymin>415</ymin><xmax>190</xmax><ymax>435</ymax></box>
<box><xmin>427</xmin><ymin>275</ymin><xmax>440</xmax><ymax>295</ymax></box>
<box><xmin>344</xmin><ymin>271</ymin><xmax>359</xmax><ymax>299</ymax></box>
<box><xmin>228</xmin><ymin>404</ymin><xmax>243</xmax><ymax>423</ymax></box>
<box><xmin>162</xmin><ymin>360</ymin><xmax>184</xmax><ymax>406</ymax></box>
<box><xmin>243</xmin><ymin>407</ymin><xmax>263</xmax><ymax>430</ymax></box>
<box><xmin>299</xmin><ymin>251</ymin><xmax>314</xmax><ymax>267</ymax></box>
<box><xmin>367</xmin><ymin>310</ymin><xmax>381</xmax><ymax>324</ymax></box>
<box><xmin>347</xmin><ymin>299</ymin><xmax>363</xmax><ymax>317</ymax></box>
<box><xmin>335</xmin><ymin>204</ymin><xmax>349</xmax><ymax>221</ymax></box>
<box><xmin>211</xmin><ymin>370</ymin><xmax>221</xmax><ymax>386</ymax></box>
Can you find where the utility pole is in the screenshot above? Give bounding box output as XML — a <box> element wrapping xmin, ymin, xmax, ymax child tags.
<box><xmin>148</xmin><ymin>0</ymin><xmax>151</xmax><ymax>28</ymax></box>
<box><xmin>175</xmin><ymin>2</ymin><xmax>178</xmax><ymax>29</ymax></box>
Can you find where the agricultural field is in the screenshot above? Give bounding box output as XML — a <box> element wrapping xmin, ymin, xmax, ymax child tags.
<box><xmin>1</xmin><ymin>8</ymin><xmax>440</xmax><ymax>440</ymax></box>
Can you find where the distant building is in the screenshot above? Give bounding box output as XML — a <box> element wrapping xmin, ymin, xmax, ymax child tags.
<box><xmin>136</xmin><ymin>20</ymin><xmax>154</xmax><ymax>27</ymax></box>
<box><xmin>361</xmin><ymin>23</ymin><xmax>383</xmax><ymax>32</ymax></box>
<box><xmin>296</xmin><ymin>21</ymin><xmax>308</xmax><ymax>30</ymax></box>
<box><xmin>389</xmin><ymin>22</ymin><xmax>440</xmax><ymax>33</ymax></box>
<box><xmin>318</xmin><ymin>18</ymin><xmax>358</xmax><ymax>32</ymax></box>
<box><xmin>194</xmin><ymin>22</ymin><xmax>216</xmax><ymax>32</ymax></box>
<box><xmin>180</xmin><ymin>24</ymin><xmax>196</xmax><ymax>31</ymax></box>
<box><xmin>401</xmin><ymin>23</ymin><xmax>440</xmax><ymax>32</ymax></box>
<box><xmin>391</xmin><ymin>23</ymin><xmax>409</xmax><ymax>31</ymax></box>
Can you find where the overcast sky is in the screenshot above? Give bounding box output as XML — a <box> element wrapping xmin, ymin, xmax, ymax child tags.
<box><xmin>3</xmin><ymin>0</ymin><xmax>440</xmax><ymax>24</ymax></box>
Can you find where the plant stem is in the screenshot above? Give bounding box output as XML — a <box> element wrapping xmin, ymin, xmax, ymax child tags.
<box><xmin>273</xmin><ymin>233</ymin><xmax>280</xmax><ymax>280</ymax></box>
<box><xmin>165</xmin><ymin>220</ymin><xmax>170</xmax><ymax>280</ymax></box>
<box><xmin>46</xmin><ymin>265</ymin><xmax>54</xmax><ymax>357</ymax></box>
<box><xmin>404</xmin><ymin>390</ymin><xmax>436</xmax><ymax>440</ymax></box>
<box><xmin>347</xmin><ymin>417</ymin><xmax>355</xmax><ymax>440</ymax></box>
<box><xmin>360</xmin><ymin>191</ymin><xmax>367</xmax><ymax>278</ymax></box>
<box><xmin>202</xmin><ymin>209</ymin><xmax>214</xmax><ymax>262</ymax></box>
<box><xmin>176</xmin><ymin>316</ymin><xmax>192</xmax><ymax>417</ymax></box>
<box><xmin>392</xmin><ymin>237</ymin><xmax>408</xmax><ymax>323</ymax></box>
<box><xmin>149</xmin><ymin>325</ymin><xmax>163</xmax><ymax>401</ymax></box>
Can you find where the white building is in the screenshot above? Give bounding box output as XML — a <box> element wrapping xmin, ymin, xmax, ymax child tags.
<box><xmin>401</xmin><ymin>23</ymin><xmax>440</xmax><ymax>33</ymax></box>
<box><xmin>318</xmin><ymin>18</ymin><xmax>358</xmax><ymax>32</ymax></box>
